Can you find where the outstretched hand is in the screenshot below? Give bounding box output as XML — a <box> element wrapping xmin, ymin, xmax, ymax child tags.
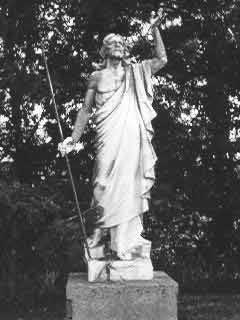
<box><xmin>150</xmin><ymin>8</ymin><xmax>165</xmax><ymax>28</ymax></box>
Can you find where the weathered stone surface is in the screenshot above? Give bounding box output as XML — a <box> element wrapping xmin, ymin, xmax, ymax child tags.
<box><xmin>88</xmin><ymin>259</ymin><xmax>108</xmax><ymax>282</ymax></box>
<box><xmin>88</xmin><ymin>258</ymin><xmax>153</xmax><ymax>282</ymax></box>
<box><xmin>66</xmin><ymin>271</ymin><xmax>178</xmax><ymax>320</ymax></box>
<box><xmin>110</xmin><ymin>258</ymin><xmax>153</xmax><ymax>281</ymax></box>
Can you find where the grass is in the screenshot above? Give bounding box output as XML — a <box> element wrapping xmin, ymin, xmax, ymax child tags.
<box><xmin>179</xmin><ymin>294</ymin><xmax>240</xmax><ymax>320</ymax></box>
<box><xmin>1</xmin><ymin>294</ymin><xmax>240</xmax><ymax>319</ymax></box>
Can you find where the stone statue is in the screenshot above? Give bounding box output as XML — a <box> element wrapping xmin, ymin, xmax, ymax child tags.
<box><xmin>59</xmin><ymin>12</ymin><xmax>167</xmax><ymax>268</ymax></box>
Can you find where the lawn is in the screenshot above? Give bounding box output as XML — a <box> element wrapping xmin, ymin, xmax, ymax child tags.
<box><xmin>1</xmin><ymin>294</ymin><xmax>240</xmax><ymax>320</ymax></box>
<box><xmin>179</xmin><ymin>294</ymin><xmax>240</xmax><ymax>320</ymax></box>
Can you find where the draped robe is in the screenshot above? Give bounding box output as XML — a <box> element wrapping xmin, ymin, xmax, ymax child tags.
<box><xmin>92</xmin><ymin>60</ymin><xmax>157</xmax><ymax>255</ymax></box>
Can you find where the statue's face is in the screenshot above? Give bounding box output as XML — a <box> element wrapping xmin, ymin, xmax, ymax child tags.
<box><xmin>104</xmin><ymin>35</ymin><xmax>125</xmax><ymax>59</ymax></box>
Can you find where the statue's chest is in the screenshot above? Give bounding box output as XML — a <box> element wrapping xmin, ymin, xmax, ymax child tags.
<box><xmin>97</xmin><ymin>71</ymin><xmax>125</xmax><ymax>93</ymax></box>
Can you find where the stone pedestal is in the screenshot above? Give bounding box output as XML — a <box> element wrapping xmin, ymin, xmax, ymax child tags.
<box><xmin>66</xmin><ymin>272</ymin><xmax>178</xmax><ymax>320</ymax></box>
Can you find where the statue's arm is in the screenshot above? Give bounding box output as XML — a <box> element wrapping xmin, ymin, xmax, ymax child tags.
<box><xmin>150</xmin><ymin>25</ymin><xmax>168</xmax><ymax>75</ymax></box>
<box><xmin>71</xmin><ymin>72</ymin><xmax>98</xmax><ymax>143</ymax></box>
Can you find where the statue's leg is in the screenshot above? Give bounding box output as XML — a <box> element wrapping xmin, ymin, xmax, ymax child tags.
<box><xmin>87</xmin><ymin>228</ymin><xmax>102</xmax><ymax>248</ymax></box>
<box><xmin>87</xmin><ymin>182</ymin><xmax>106</xmax><ymax>248</ymax></box>
<box><xmin>110</xmin><ymin>216</ymin><xmax>144</xmax><ymax>260</ymax></box>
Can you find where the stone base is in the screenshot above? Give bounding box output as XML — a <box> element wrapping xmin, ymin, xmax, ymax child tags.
<box><xmin>66</xmin><ymin>272</ymin><xmax>178</xmax><ymax>320</ymax></box>
<box><xmin>86</xmin><ymin>239</ymin><xmax>153</xmax><ymax>282</ymax></box>
<box><xmin>88</xmin><ymin>257</ymin><xmax>153</xmax><ymax>282</ymax></box>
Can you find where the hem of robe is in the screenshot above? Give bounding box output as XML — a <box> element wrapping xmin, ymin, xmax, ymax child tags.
<box><xmin>99</xmin><ymin>197</ymin><xmax>149</xmax><ymax>229</ymax></box>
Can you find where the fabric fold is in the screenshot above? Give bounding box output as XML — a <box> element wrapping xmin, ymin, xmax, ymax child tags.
<box><xmin>92</xmin><ymin>60</ymin><xmax>157</xmax><ymax>231</ymax></box>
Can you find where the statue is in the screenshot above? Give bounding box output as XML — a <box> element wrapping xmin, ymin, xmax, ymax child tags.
<box><xmin>59</xmin><ymin>11</ymin><xmax>167</xmax><ymax>264</ymax></box>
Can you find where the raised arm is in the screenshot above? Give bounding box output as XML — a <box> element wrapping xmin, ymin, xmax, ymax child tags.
<box><xmin>150</xmin><ymin>11</ymin><xmax>168</xmax><ymax>75</ymax></box>
<box><xmin>71</xmin><ymin>72</ymin><xmax>98</xmax><ymax>142</ymax></box>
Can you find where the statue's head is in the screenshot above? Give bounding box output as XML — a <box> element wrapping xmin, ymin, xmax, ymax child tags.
<box><xmin>100</xmin><ymin>33</ymin><xmax>128</xmax><ymax>60</ymax></box>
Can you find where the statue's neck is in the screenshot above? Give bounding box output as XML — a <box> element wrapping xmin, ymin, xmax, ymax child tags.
<box><xmin>106</xmin><ymin>58</ymin><xmax>123</xmax><ymax>71</ymax></box>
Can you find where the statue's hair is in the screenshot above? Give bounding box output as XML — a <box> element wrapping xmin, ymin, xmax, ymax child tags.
<box><xmin>92</xmin><ymin>33</ymin><xmax>130</xmax><ymax>70</ymax></box>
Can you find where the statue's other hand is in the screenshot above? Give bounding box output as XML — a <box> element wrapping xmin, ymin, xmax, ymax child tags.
<box><xmin>58</xmin><ymin>136</ymin><xmax>77</xmax><ymax>156</ymax></box>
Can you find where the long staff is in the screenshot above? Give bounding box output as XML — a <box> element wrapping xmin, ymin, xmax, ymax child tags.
<box><xmin>41</xmin><ymin>44</ymin><xmax>91</xmax><ymax>260</ymax></box>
